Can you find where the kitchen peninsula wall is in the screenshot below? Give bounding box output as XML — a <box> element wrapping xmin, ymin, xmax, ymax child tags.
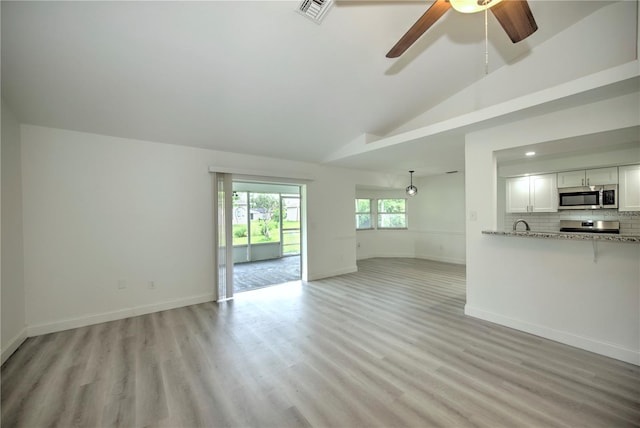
<box><xmin>504</xmin><ymin>210</ymin><xmax>640</xmax><ymax>235</ymax></box>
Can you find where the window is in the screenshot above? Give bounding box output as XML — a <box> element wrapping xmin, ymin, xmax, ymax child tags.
<box><xmin>355</xmin><ymin>199</ymin><xmax>372</xmax><ymax>229</ymax></box>
<box><xmin>355</xmin><ymin>198</ymin><xmax>408</xmax><ymax>230</ymax></box>
<box><xmin>377</xmin><ymin>199</ymin><xmax>407</xmax><ymax>229</ymax></box>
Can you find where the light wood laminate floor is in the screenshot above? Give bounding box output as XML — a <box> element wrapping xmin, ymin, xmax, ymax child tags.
<box><xmin>2</xmin><ymin>258</ymin><xmax>639</xmax><ymax>427</ymax></box>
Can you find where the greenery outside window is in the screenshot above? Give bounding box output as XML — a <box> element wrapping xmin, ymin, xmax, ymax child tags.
<box><xmin>355</xmin><ymin>199</ymin><xmax>373</xmax><ymax>230</ymax></box>
<box><xmin>233</xmin><ymin>192</ymin><xmax>282</xmax><ymax>245</ymax></box>
<box><xmin>377</xmin><ymin>199</ymin><xmax>407</xmax><ymax>229</ymax></box>
<box><xmin>232</xmin><ymin>191</ymin><xmax>249</xmax><ymax>245</ymax></box>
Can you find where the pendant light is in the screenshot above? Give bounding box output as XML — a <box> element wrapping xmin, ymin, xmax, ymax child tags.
<box><xmin>406</xmin><ymin>170</ymin><xmax>418</xmax><ymax>196</ymax></box>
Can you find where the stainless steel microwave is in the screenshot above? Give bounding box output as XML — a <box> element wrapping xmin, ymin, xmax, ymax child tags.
<box><xmin>558</xmin><ymin>185</ymin><xmax>618</xmax><ymax>210</ymax></box>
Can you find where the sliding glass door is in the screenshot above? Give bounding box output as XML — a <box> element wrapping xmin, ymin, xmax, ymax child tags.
<box><xmin>213</xmin><ymin>176</ymin><xmax>305</xmax><ymax>297</ymax></box>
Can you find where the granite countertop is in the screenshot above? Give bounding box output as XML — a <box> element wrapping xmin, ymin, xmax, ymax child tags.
<box><xmin>482</xmin><ymin>230</ymin><xmax>640</xmax><ymax>243</ymax></box>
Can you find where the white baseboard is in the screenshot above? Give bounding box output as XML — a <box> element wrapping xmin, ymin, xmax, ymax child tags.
<box><xmin>356</xmin><ymin>254</ymin><xmax>466</xmax><ymax>265</ymax></box>
<box><xmin>307</xmin><ymin>265</ymin><xmax>358</xmax><ymax>281</ymax></box>
<box><xmin>415</xmin><ymin>254</ymin><xmax>466</xmax><ymax>265</ymax></box>
<box><xmin>356</xmin><ymin>252</ymin><xmax>416</xmax><ymax>261</ymax></box>
<box><xmin>27</xmin><ymin>293</ymin><xmax>214</xmax><ymax>337</ymax></box>
<box><xmin>1</xmin><ymin>327</ymin><xmax>28</xmax><ymax>365</ymax></box>
<box><xmin>465</xmin><ymin>305</ymin><xmax>640</xmax><ymax>366</ymax></box>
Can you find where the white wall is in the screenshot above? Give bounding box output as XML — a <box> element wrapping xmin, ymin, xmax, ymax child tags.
<box><xmin>414</xmin><ymin>173</ymin><xmax>466</xmax><ymax>264</ymax></box>
<box><xmin>465</xmin><ymin>91</ymin><xmax>640</xmax><ymax>365</ymax></box>
<box><xmin>1</xmin><ymin>100</ymin><xmax>27</xmax><ymax>363</ymax></box>
<box><xmin>355</xmin><ymin>172</ymin><xmax>466</xmax><ymax>264</ymax></box>
<box><xmin>19</xmin><ymin>125</ymin><xmax>385</xmax><ymax>335</ymax></box>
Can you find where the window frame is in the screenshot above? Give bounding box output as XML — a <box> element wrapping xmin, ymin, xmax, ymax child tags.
<box><xmin>376</xmin><ymin>198</ymin><xmax>408</xmax><ymax>230</ymax></box>
<box><xmin>355</xmin><ymin>198</ymin><xmax>374</xmax><ymax>230</ymax></box>
<box><xmin>355</xmin><ymin>197</ymin><xmax>409</xmax><ymax>231</ymax></box>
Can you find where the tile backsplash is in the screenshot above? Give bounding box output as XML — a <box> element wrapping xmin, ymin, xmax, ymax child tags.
<box><xmin>504</xmin><ymin>210</ymin><xmax>640</xmax><ymax>235</ymax></box>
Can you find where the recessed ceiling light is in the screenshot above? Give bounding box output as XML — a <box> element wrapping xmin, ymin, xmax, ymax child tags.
<box><xmin>525</xmin><ymin>151</ymin><xmax>536</xmax><ymax>157</ymax></box>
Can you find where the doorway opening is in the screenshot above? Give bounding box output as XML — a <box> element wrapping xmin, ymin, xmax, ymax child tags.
<box><xmin>231</xmin><ymin>181</ymin><xmax>302</xmax><ymax>293</ymax></box>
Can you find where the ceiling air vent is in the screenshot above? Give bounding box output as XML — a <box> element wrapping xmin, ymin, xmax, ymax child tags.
<box><xmin>297</xmin><ymin>0</ymin><xmax>333</xmax><ymax>24</ymax></box>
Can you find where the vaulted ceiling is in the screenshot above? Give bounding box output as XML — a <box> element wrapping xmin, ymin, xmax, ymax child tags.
<box><xmin>2</xmin><ymin>1</ymin><xmax>637</xmax><ymax>177</ymax></box>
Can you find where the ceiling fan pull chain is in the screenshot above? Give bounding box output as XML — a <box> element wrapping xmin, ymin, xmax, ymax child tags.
<box><xmin>485</xmin><ymin>7</ymin><xmax>489</xmax><ymax>75</ymax></box>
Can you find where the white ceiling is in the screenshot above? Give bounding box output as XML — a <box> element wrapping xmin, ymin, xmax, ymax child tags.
<box><xmin>1</xmin><ymin>0</ymin><xmax>632</xmax><ymax>177</ymax></box>
<box><xmin>494</xmin><ymin>126</ymin><xmax>640</xmax><ymax>164</ymax></box>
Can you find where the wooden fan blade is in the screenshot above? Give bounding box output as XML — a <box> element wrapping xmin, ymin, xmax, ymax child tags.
<box><xmin>386</xmin><ymin>0</ymin><xmax>451</xmax><ymax>58</ymax></box>
<box><xmin>490</xmin><ymin>0</ymin><xmax>538</xmax><ymax>43</ymax></box>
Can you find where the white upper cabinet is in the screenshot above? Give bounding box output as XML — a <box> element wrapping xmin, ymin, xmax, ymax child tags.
<box><xmin>587</xmin><ymin>167</ymin><xmax>619</xmax><ymax>185</ymax></box>
<box><xmin>506</xmin><ymin>174</ymin><xmax>558</xmax><ymax>213</ymax></box>
<box><xmin>619</xmin><ymin>164</ymin><xmax>640</xmax><ymax>212</ymax></box>
<box><xmin>506</xmin><ymin>176</ymin><xmax>531</xmax><ymax>213</ymax></box>
<box><xmin>557</xmin><ymin>170</ymin><xmax>586</xmax><ymax>187</ymax></box>
<box><xmin>530</xmin><ymin>174</ymin><xmax>558</xmax><ymax>212</ymax></box>
<box><xmin>557</xmin><ymin>167</ymin><xmax>618</xmax><ymax>188</ymax></box>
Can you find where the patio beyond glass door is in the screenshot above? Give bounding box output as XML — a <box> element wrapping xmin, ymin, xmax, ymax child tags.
<box><xmin>231</xmin><ymin>183</ymin><xmax>302</xmax><ymax>293</ymax></box>
<box><xmin>281</xmin><ymin>195</ymin><xmax>301</xmax><ymax>256</ymax></box>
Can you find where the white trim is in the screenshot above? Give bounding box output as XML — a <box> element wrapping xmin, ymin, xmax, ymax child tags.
<box><xmin>465</xmin><ymin>305</ymin><xmax>640</xmax><ymax>366</ymax></box>
<box><xmin>208</xmin><ymin>166</ymin><xmax>314</xmax><ymax>182</ymax></box>
<box><xmin>307</xmin><ymin>265</ymin><xmax>358</xmax><ymax>281</ymax></box>
<box><xmin>414</xmin><ymin>254</ymin><xmax>466</xmax><ymax>265</ymax></box>
<box><xmin>1</xmin><ymin>328</ymin><xmax>28</xmax><ymax>364</ymax></box>
<box><xmin>356</xmin><ymin>254</ymin><xmax>466</xmax><ymax>265</ymax></box>
<box><xmin>357</xmin><ymin>252</ymin><xmax>416</xmax><ymax>260</ymax></box>
<box><xmin>27</xmin><ymin>293</ymin><xmax>214</xmax><ymax>337</ymax></box>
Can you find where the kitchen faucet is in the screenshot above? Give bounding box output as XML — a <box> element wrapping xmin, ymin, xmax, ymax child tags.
<box><xmin>513</xmin><ymin>219</ymin><xmax>530</xmax><ymax>231</ymax></box>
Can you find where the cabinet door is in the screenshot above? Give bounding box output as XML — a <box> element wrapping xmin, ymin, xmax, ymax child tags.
<box><xmin>506</xmin><ymin>176</ymin><xmax>531</xmax><ymax>213</ymax></box>
<box><xmin>557</xmin><ymin>170</ymin><xmax>585</xmax><ymax>188</ymax></box>
<box><xmin>530</xmin><ymin>174</ymin><xmax>558</xmax><ymax>212</ymax></box>
<box><xmin>585</xmin><ymin>167</ymin><xmax>618</xmax><ymax>185</ymax></box>
<box><xmin>619</xmin><ymin>164</ymin><xmax>640</xmax><ymax>212</ymax></box>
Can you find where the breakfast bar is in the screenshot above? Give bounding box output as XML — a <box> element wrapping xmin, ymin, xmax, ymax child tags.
<box><xmin>482</xmin><ymin>230</ymin><xmax>640</xmax><ymax>243</ymax></box>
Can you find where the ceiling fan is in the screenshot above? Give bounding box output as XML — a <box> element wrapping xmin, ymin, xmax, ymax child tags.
<box><xmin>386</xmin><ymin>0</ymin><xmax>538</xmax><ymax>58</ymax></box>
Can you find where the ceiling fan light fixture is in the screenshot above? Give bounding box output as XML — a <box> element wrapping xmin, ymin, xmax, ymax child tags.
<box><xmin>449</xmin><ymin>0</ymin><xmax>504</xmax><ymax>14</ymax></box>
<box><xmin>406</xmin><ymin>170</ymin><xmax>418</xmax><ymax>197</ymax></box>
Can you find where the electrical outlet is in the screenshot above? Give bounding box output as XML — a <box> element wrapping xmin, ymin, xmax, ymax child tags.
<box><xmin>117</xmin><ymin>280</ymin><xmax>126</xmax><ymax>289</ymax></box>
